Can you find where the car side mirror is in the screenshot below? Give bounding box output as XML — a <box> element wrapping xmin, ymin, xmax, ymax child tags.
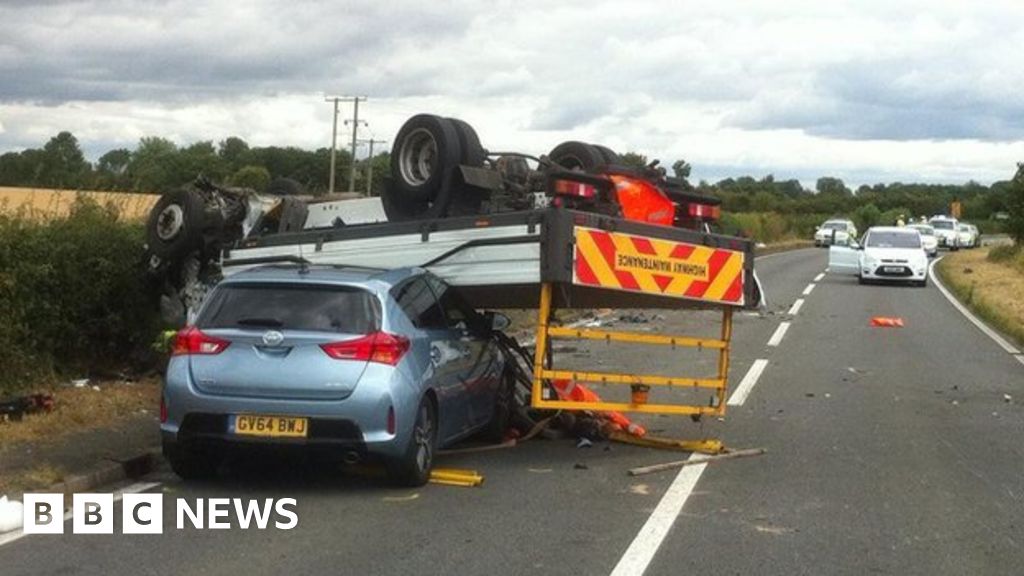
<box><xmin>483</xmin><ymin>311</ymin><xmax>511</xmax><ymax>332</ymax></box>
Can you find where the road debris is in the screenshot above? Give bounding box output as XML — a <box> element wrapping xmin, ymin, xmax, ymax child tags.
<box><xmin>429</xmin><ymin>468</ymin><xmax>484</xmax><ymax>488</ymax></box>
<box><xmin>609</xmin><ymin>431</ymin><xmax>724</xmax><ymax>455</ymax></box>
<box><xmin>1004</xmin><ymin>394</ymin><xmax>1013</xmax><ymax>403</ymax></box>
<box><xmin>573</xmin><ymin>463</ymin><xmax>589</xmax><ymax>470</ymax></box>
<box><xmin>382</xmin><ymin>493</ymin><xmax>420</xmax><ymax>503</ymax></box>
<box><xmin>628</xmin><ymin>448</ymin><xmax>767</xmax><ymax>477</ymax></box>
<box><xmin>576</xmin><ymin>438</ymin><xmax>593</xmax><ymax>449</ymax></box>
<box><xmin>0</xmin><ymin>393</ymin><xmax>54</xmax><ymax>423</ymax></box>
<box><xmin>870</xmin><ymin>316</ymin><xmax>905</xmax><ymax>328</ymax></box>
<box><xmin>0</xmin><ymin>496</ymin><xmax>24</xmax><ymax>533</ymax></box>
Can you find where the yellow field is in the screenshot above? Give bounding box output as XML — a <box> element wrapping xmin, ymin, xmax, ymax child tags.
<box><xmin>0</xmin><ymin>186</ymin><xmax>160</xmax><ymax>221</ymax></box>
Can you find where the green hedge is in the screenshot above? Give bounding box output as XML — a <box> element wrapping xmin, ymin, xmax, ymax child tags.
<box><xmin>0</xmin><ymin>199</ymin><xmax>160</xmax><ymax>395</ymax></box>
<box><xmin>719</xmin><ymin>212</ymin><xmax>829</xmax><ymax>244</ymax></box>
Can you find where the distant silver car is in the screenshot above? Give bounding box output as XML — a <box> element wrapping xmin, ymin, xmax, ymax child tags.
<box><xmin>815</xmin><ymin>219</ymin><xmax>858</xmax><ymax>247</ymax></box>
<box><xmin>958</xmin><ymin>223</ymin><xmax>980</xmax><ymax>248</ymax></box>
<box><xmin>906</xmin><ymin>223</ymin><xmax>938</xmax><ymax>257</ymax></box>
<box><xmin>161</xmin><ymin>264</ymin><xmax>511</xmax><ymax>486</ymax></box>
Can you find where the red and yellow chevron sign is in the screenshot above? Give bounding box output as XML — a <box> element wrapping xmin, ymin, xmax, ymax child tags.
<box><xmin>573</xmin><ymin>226</ymin><xmax>745</xmax><ymax>305</ymax></box>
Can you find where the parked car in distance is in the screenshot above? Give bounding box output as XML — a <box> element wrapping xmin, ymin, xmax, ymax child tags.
<box><xmin>958</xmin><ymin>223</ymin><xmax>980</xmax><ymax>248</ymax></box>
<box><xmin>906</xmin><ymin>223</ymin><xmax>938</xmax><ymax>257</ymax></box>
<box><xmin>828</xmin><ymin>226</ymin><xmax>929</xmax><ymax>287</ymax></box>
<box><xmin>928</xmin><ymin>216</ymin><xmax>960</xmax><ymax>250</ymax></box>
<box><xmin>161</xmin><ymin>264</ymin><xmax>512</xmax><ymax>487</ymax></box>
<box><xmin>815</xmin><ymin>218</ymin><xmax>858</xmax><ymax>247</ymax></box>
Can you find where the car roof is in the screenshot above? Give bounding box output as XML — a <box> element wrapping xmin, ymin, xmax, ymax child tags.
<box><xmin>222</xmin><ymin>264</ymin><xmax>420</xmax><ymax>287</ymax></box>
<box><xmin>868</xmin><ymin>226</ymin><xmax>918</xmax><ymax>234</ymax></box>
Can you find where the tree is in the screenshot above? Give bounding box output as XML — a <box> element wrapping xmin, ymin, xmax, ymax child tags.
<box><xmin>39</xmin><ymin>131</ymin><xmax>88</xmax><ymax>189</ymax></box>
<box><xmin>127</xmin><ymin>137</ymin><xmax>179</xmax><ymax>192</ymax></box>
<box><xmin>619</xmin><ymin>152</ymin><xmax>648</xmax><ymax>170</ymax></box>
<box><xmin>1006</xmin><ymin>163</ymin><xmax>1024</xmax><ymax>245</ymax></box>
<box><xmin>854</xmin><ymin>203</ymin><xmax>882</xmax><ymax>230</ymax></box>
<box><xmin>816</xmin><ymin>176</ymin><xmax>850</xmax><ymax>196</ymax></box>
<box><xmin>218</xmin><ymin>136</ymin><xmax>250</xmax><ymax>169</ymax></box>
<box><xmin>230</xmin><ymin>165</ymin><xmax>271</xmax><ymax>192</ymax></box>
<box><xmin>671</xmin><ymin>159</ymin><xmax>691</xmax><ymax>179</ymax></box>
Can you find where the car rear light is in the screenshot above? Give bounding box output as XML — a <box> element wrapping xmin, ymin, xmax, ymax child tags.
<box><xmin>386</xmin><ymin>405</ymin><xmax>396</xmax><ymax>435</ymax></box>
<box><xmin>686</xmin><ymin>203</ymin><xmax>721</xmax><ymax>220</ymax></box>
<box><xmin>320</xmin><ymin>331</ymin><xmax>410</xmax><ymax>366</ymax></box>
<box><xmin>552</xmin><ymin>178</ymin><xmax>598</xmax><ymax>198</ymax></box>
<box><xmin>171</xmin><ymin>326</ymin><xmax>230</xmax><ymax>356</ymax></box>
<box><xmin>160</xmin><ymin>396</ymin><xmax>167</xmax><ymax>423</ymax></box>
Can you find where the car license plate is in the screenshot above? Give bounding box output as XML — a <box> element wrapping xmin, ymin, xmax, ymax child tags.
<box><xmin>883</xmin><ymin>266</ymin><xmax>903</xmax><ymax>273</ymax></box>
<box><xmin>232</xmin><ymin>415</ymin><xmax>308</xmax><ymax>438</ymax></box>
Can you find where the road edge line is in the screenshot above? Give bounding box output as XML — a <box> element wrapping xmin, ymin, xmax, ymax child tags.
<box><xmin>928</xmin><ymin>257</ymin><xmax>1020</xmax><ymax>355</ymax></box>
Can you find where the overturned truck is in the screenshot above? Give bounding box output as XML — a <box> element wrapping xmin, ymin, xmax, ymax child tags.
<box><xmin>145</xmin><ymin>114</ymin><xmax>761</xmax><ymax>427</ymax></box>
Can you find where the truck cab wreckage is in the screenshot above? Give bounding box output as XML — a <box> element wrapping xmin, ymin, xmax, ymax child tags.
<box><xmin>144</xmin><ymin>114</ymin><xmax>763</xmax><ymax>451</ymax></box>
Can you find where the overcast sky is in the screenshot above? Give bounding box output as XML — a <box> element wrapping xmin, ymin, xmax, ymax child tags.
<box><xmin>2</xmin><ymin>0</ymin><xmax>1023</xmax><ymax>187</ymax></box>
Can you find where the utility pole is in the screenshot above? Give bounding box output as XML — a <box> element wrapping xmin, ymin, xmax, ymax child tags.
<box><xmin>324</xmin><ymin>95</ymin><xmax>367</xmax><ymax>194</ymax></box>
<box><xmin>359</xmin><ymin>138</ymin><xmax>387</xmax><ymax>196</ymax></box>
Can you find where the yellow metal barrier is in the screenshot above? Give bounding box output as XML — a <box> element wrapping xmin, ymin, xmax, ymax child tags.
<box><xmin>531</xmin><ymin>282</ymin><xmax>734</xmax><ymax>417</ymax></box>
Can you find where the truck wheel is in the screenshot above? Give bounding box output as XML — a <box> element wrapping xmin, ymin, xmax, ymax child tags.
<box><xmin>146</xmin><ymin>187</ymin><xmax>206</xmax><ymax>261</ymax></box>
<box><xmin>549</xmin><ymin>141</ymin><xmax>604</xmax><ymax>172</ymax></box>
<box><xmin>381</xmin><ymin>181</ymin><xmax>454</xmax><ymax>221</ymax></box>
<box><xmin>387</xmin><ymin>398</ymin><xmax>437</xmax><ymax>487</ymax></box>
<box><xmin>390</xmin><ymin>114</ymin><xmax>462</xmax><ymax>203</ymax></box>
<box><xmin>591</xmin><ymin>144</ymin><xmax>620</xmax><ymax>165</ymax></box>
<box><xmin>447</xmin><ymin>117</ymin><xmax>487</xmax><ymax>167</ymax></box>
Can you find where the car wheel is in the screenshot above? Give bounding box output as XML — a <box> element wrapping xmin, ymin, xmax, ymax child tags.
<box><xmin>481</xmin><ymin>368</ymin><xmax>514</xmax><ymax>443</ymax></box>
<box><xmin>164</xmin><ymin>441</ymin><xmax>219</xmax><ymax>480</ymax></box>
<box><xmin>916</xmin><ymin>278</ymin><xmax>928</xmax><ymax>288</ymax></box>
<box><xmin>858</xmin><ymin>274</ymin><xmax>866</xmax><ymax>285</ymax></box>
<box><xmin>388</xmin><ymin>398</ymin><xmax>437</xmax><ymax>487</ymax></box>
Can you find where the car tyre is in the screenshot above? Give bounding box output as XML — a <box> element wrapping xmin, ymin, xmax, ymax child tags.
<box><xmin>164</xmin><ymin>441</ymin><xmax>219</xmax><ymax>480</ymax></box>
<box><xmin>916</xmin><ymin>278</ymin><xmax>928</xmax><ymax>288</ymax></box>
<box><xmin>146</xmin><ymin>187</ymin><xmax>206</xmax><ymax>260</ymax></box>
<box><xmin>481</xmin><ymin>367</ymin><xmax>514</xmax><ymax>443</ymax></box>
<box><xmin>858</xmin><ymin>274</ymin><xmax>866</xmax><ymax>285</ymax></box>
<box><xmin>388</xmin><ymin>398</ymin><xmax>437</xmax><ymax>487</ymax></box>
<box><xmin>548</xmin><ymin>141</ymin><xmax>604</xmax><ymax>172</ymax></box>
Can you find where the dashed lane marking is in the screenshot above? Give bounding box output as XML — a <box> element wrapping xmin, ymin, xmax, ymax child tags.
<box><xmin>766</xmin><ymin>322</ymin><xmax>790</xmax><ymax>347</ymax></box>
<box><xmin>814</xmin><ymin>272</ymin><xmax>826</xmax><ymax>282</ymax></box>
<box><xmin>802</xmin><ymin>283</ymin><xmax>816</xmax><ymax>296</ymax></box>
<box><xmin>787</xmin><ymin>299</ymin><xmax>804</xmax><ymax>316</ymax></box>
<box><xmin>727</xmin><ymin>359</ymin><xmax>770</xmax><ymax>406</ymax></box>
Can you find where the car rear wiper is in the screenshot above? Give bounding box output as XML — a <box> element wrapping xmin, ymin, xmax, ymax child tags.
<box><xmin>237</xmin><ymin>317</ymin><xmax>284</xmax><ymax>328</ymax></box>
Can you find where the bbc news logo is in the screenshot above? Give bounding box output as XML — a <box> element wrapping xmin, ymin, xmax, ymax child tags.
<box><xmin>23</xmin><ymin>494</ymin><xmax>298</xmax><ymax>534</ymax></box>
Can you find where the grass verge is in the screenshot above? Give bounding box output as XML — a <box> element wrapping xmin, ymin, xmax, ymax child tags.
<box><xmin>936</xmin><ymin>247</ymin><xmax>1024</xmax><ymax>347</ymax></box>
<box><xmin>0</xmin><ymin>378</ymin><xmax>159</xmax><ymax>448</ymax></box>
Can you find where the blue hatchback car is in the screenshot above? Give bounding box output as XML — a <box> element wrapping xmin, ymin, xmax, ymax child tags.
<box><xmin>161</xmin><ymin>264</ymin><xmax>511</xmax><ymax>486</ymax></box>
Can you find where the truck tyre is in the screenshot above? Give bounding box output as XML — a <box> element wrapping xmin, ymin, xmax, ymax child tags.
<box><xmin>381</xmin><ymin>180</ymin><xmax>454</xmax><ymax>221</ymax></box>
<box><xmin>387</xmin><ymin>398</ymin><xmax>437</xmax><ymax>487</ymax></box>
<box><xmin>390</xmin><ymin>114</ymin><xmax>463</xmax><ymax>203</ymax></box>
<box><xmin>591</xmin><ymin>144</ymin><xmax>620</xmax><ymax>165</ymax></box>
<box><xmin>267</xmin><ymin>177</ymin><xmax>304</xmax><ymax>196</ymax></box>
<box><xmin>447</xmin><ymin>117</ymin><xmax>486</xmax><ymax>167</ymax></box>
<box><xmin>146</xmin><ymin>187</ymin><xmax>206</xmax><ymax>260</ymax></box>
<box><xmin>549</xmin><ymin>141</ymin><xmax>604</xmax><ymax>172</ymax></box>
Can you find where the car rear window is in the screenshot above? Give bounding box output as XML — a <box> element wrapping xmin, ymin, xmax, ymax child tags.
<box><xmin>909</xmin><ymin>225</ymin><xmax>934</xmax><ymax>235</ymax></box>
<box><xmin>866</xmin><ymin>232</ymin><xmax>921</xmax><ymax>249</ymax></box>
<box><xmin>822</xmin><ymin>222</ymin><xmax>847</xmax><ymax>230</ymax></box>
<box><xmin>931</xmin><ymin>220</ymin><xmax>955</xmax><ymax>230</ymax></box>
<box><xmin>198</xmin><ymin>283</ymin><xmax>380</xmax><ymax>334</ymax></box>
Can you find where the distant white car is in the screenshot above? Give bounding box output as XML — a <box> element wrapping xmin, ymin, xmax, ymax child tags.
<box><xmin>958</xmin><ymin>223</ymin><xmax>980</xmax><ymax>248</ymax></box>
<box><xmin>906</xmin><ymin>223</ymin><xmax>938</xmax><ymax>257</ymax></box>
<box><xmin>929</xmin><ymin>216</ymin><xmax>960</xmax><ymax>250</ymax></box>
<box><xmin>828</xmin><ymin>226</ymin><xmax>929</xmax><ymax>287</ymax></box>
<box><xmin>815</xmin><ymin>219</ymin><xmax>858</xmax><ymax>247</ymax></box>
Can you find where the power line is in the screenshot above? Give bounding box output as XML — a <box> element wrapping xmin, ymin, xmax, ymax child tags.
<box><xmin>324</xmin><ymin>95</ymin><xmax>367</xmax><ymax>194</ymax></box>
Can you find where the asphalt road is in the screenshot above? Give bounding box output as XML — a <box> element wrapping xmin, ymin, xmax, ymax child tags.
<box><xmin>3</xmin><ymin>248</ymin><xmax>1023</xmax><ymax>575</ymax></box>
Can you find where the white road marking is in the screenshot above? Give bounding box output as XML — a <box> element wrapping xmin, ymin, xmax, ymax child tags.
<box><xmin>787</xmin><ymin>299</ymin><xmax>804</xmax><ymax>316</ymax></box>
<box><xmin>727</xmin><ymin>359</ymin><xmax>769</xmax><ymax>406</ymax></box>
<box><xmin>929</xmin><ymin>258</ymin><xmax>1020</xmax><ymax>355</ymax></box>
<box><xmin>0</xmin><ymin>481</ymin><xmax>161</xmax><ymax>548</ymax></box>
<box><xmin>609</xmin><ymin>455</ymin><xmax>708</xmax><ymax>576</ymax></box>
<box><xmin>1016</xmin><ymin>355</ymin><xmax>1024</xmax><ymax>367</ymax></box>
<box><xmin>814</xmin><ymin>272</ymin><xmax>826</xmax><ymax>282</ymax></box>
<box><xmin>802</xmin><ymin>283</ymin><xmax>816</xmax><ymax>296</ymax></box>
<box><xmin>766</xmin><ymin>322</ymin><xmax>790</xmax><ymax>347</ymax></box>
